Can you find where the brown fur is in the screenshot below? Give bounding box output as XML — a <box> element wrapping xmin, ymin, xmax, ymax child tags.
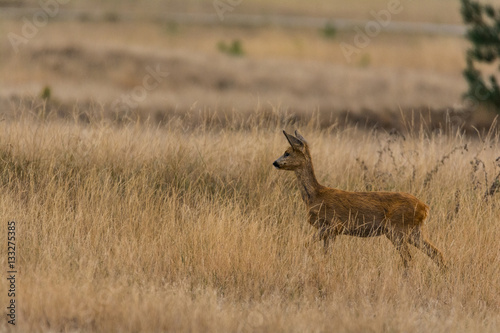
<box><xmin>273</xmin><ymin>130</ymin><xmax>446</xmax><ymax>270</ymax></box>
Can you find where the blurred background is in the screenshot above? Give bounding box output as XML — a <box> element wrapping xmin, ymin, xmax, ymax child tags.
<box><xmin>1</xmin><ymin>0</ymin><xmax>499</xmax><ymax>129</ymax></box>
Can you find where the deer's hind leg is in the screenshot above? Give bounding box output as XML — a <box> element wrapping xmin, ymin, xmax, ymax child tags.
<box><xmin>385</xmin><ymin>229</ymin><xmax>412</xmax><ymax>269</ymax></box>
<box><xmin>409</xmin><ymin>227</ymin><xmax>447</xmax><ymax>270</ymax></box>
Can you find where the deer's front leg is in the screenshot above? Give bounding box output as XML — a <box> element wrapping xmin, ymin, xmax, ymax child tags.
<box><xmin>318</xmin><ymin>226</ymin><xmax>329</xmax><ymax>254</ymax></box>
<box><xmin>319</xmin><ymin>227</ymin><xmax>336</xmax><ymax>254</ymax></box>
<box><xmin>303</xmin><ymin>231</ymin><xmax>320</xmax><ymax>257</ymax></box>
<box><xmin>304</xmin><ymin>225</ymin><xmax>332</xmax><ymax>256</ymax></box>
<box><xmin>304</xmin><ymin>211</ymin><xmax>330</xmax><ymax>255</ymax></box>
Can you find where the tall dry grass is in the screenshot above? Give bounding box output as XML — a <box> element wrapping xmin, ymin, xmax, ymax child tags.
<box><xmin>0</xmin><ymin>110</ymin><xmax>499</xmax><ymax>332</ymax></box>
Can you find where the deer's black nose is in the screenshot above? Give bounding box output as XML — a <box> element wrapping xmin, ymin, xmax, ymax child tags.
<box><xmin>273</xmin><ymin>161</ymin><xmax>280</xmax><ymax>168</ymax></box>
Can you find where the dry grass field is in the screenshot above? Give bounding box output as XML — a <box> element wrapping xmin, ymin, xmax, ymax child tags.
<box><xmin>0</xmin><ymin>110</ymin><xmax>499</xmax><ymax>332</ymax></box>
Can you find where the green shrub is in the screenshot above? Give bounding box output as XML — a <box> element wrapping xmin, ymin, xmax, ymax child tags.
<box><xmin>321</xmin><ymin>22</ymin><xmax>337</xmax><ymax>39</ymax></box>
<box><xmin>217</xmin><ymin>39</ymin><xmax>245</xmax><ymax>56</ymax></box>
<box><xmin>41</xmin><ymin>86</ymin><xmax>51</xmax><ymax>100</ymax></box>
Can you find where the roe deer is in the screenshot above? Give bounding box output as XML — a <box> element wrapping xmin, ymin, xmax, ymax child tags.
<box><xmin>273</xmin><ymin>130</ymin><xmax>446</xmax><ymax>270</ymax></box>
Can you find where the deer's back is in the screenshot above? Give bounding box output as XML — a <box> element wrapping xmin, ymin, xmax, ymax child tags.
<box><xmin>310</xmin><ymin>188</ymin><xmax>429</xmax><ymax>231</ymax></box>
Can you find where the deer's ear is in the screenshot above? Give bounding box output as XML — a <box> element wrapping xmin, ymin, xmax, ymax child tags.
<box><xmin>283</xmin><ymin>130</ymin><xmax>304</xmax><ymax>150</ymax></box>
<box><xmin>294</xmin><ymin>130</ymin><xmax>308</xmax><ymax>146</ymax></box>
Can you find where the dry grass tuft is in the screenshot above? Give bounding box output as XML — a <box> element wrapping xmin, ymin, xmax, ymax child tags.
<box><xmin>0</xmin><ymin>110</ymin><xmax>499</xmax><ymax>332</ymax></box>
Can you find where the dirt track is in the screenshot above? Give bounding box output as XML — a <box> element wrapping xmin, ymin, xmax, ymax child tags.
<box><xmin>0</xmin><ymin>8</ymin><xmax>467</xmax><ymax>35</ymax></box>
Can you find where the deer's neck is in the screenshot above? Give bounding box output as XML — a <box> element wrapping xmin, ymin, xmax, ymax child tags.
<box><xmin>294</xmin><ymin>162</ymin><xmax>321</xmax><ymax>205</ymax></box>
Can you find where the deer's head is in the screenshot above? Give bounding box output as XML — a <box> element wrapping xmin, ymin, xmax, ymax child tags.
<box><xmin>273</xmin><ymin>130</ymin><xmax>310</xmax><ymax>171</ymax></box>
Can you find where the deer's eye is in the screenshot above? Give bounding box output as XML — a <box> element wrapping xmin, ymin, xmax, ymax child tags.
<box><xmin>284</xmin><ymin>152</ymin><xmax>290</xmax><ymax>157</ymax></box>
